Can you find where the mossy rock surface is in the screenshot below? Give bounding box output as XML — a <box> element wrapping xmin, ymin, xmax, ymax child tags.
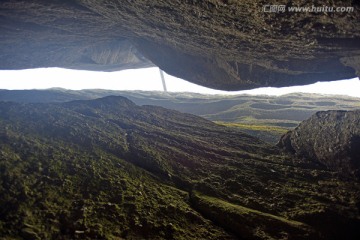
<box><xmin>0</xmin><ymin>96</ymin><xmax>360</xmax><ymax>239</ymax></box>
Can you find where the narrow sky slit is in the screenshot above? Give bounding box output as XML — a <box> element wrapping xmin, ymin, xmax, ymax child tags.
<box><xmin>159</xmin><ymin>68</ymin><xmax>167</xmax><ymax>92</ymax></box>
<box><xmin>0</xmin><ymin>68</ymin><xmax>359</xmax><ymax>97</ymax></box>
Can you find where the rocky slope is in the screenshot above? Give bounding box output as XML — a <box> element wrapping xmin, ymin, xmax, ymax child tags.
<box><xmin>1</xmin><ymin>0</ymin><xmax>360</xmax><ymax>90</ymax></box>
<box><xmin>1</xmin><ymin>96</ymin><xmax>360</xmax><ymax>239</ymax></box>
<box><xmin>278</xmin><ymin>110</ymin><xmax>360</xmax><ymax>178</ymax></box>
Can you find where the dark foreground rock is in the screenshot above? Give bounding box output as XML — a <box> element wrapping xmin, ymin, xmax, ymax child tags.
<box><xmin>278</xmin><ymin>110</ymin><xmax>360</xmax><ymax>178</ymax></box>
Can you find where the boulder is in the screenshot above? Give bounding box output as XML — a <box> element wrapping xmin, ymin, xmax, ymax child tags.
<box><xmin>278</xmin><ymin>110</ymin><xmax>360</xmax><ymax>177</ymax></box>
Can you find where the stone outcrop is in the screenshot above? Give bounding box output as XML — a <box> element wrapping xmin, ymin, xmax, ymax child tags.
<box><xmin>1</xmin><ymin>0</ymin><xmax>360</xmax><ymax>90</ymax></box>
<box><xmin>278</xmin><ymin>110</ymin><xmax>360</xmax><ymax>178</ymax></box>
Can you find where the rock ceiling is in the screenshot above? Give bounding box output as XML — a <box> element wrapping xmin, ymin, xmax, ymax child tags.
<box><xmin>1</xmin><ymin>0</ymin><xmax>359</xmax><ymax>90</ymax></box>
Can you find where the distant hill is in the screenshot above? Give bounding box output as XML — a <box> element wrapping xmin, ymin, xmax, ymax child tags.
<box><xmin>1</xmin><ymin>89</ymin><xmax>359</xmax><ymax>143</ymax></box>
<box><xmin>1</xmin><ymin>96</ymin><xmax>359</xmax><ymax>239</ymax></box>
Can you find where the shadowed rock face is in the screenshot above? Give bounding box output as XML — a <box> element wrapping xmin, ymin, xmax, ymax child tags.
<box><xmin>278</xmin><ymin>110</ymin><xmax>360</xmax><ymax>178</ymax></box>
<box><xmin>1</xmin><ymin>0</ymin><xmax>360</xmax><ymax>90</ymax></box>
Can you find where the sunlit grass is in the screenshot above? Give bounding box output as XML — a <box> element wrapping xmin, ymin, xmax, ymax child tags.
<box><xmin>215</xmin><ymin>121</ymin><xmax>289</xmax><ymax>134</ymax></box>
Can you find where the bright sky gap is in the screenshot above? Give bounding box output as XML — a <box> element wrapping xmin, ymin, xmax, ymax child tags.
<box><xmin>0</xmin><ymin>67</ymin><xmax>359</xmax><ymax>98</ymax></box>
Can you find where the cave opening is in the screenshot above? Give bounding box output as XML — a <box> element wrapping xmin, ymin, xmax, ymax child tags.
<box><xmin>0</xmin><ymin>68</ymin><xmax>359</xmax><ymax>98</ymax></box>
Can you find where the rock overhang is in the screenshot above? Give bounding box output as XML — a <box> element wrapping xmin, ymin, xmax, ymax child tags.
<box><xmin>0</xmin><ymin>0</ymin><xmax>359</xmax><ymax>91</ymax></box>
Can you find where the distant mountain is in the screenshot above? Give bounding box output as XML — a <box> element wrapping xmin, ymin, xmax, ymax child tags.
<box><xmin>1</xmin><ymin>89</ymin><xmax>359</xmax><ymax>143</ymax></box>
<box><xmin>0</xmin><ymin>96</ymin><xmax>359</xmax><ymax>239</ymax></box>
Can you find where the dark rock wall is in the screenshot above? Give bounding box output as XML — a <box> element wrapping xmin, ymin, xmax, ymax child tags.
<box><xmin>1</xmin><ymin>0</ymin><xmax>360</xmax><ymax>90</ymax></box>
<box><xmin>278</xmin><ymin>110</ymin><xmax>360</xmax><ymax>178</ymax></box>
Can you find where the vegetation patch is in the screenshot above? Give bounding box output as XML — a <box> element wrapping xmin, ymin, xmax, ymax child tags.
<box><xmin>215</xmin><ymin>121</ymin><xmax>289</xmax><ymax>144</ymax></box>
<box><xmin>190</xmin><ymin>192</ymin><xmax>317</xmax><ymax>240</ymax></box>
<box><xmin>215</xmin><ymin>121</ymin><xmax>289</xmax><ymax>134</ymax></box>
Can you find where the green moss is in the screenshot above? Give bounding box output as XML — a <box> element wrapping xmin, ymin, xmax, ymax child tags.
<box><xmin>191</xmin><ymin>192</ymin><xmax>315</xmax><ymax>239</ymax></box>
<box><xmin>1</xmin><ymin>97</ymin><xmax>359</xmax><ymax>239</ymax></box>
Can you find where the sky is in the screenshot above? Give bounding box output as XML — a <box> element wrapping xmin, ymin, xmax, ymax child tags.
<box><xmin>0</xmin><ymin>67</ymin><xmax>360</xmax><ymax>98</ymax></box>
